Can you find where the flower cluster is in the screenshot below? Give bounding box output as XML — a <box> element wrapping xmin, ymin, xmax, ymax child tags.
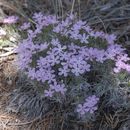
<box><xmin>3</xmin><ymin>16</ymin><xmax>18</xmax><ymax>24</ymax></box>
<box><xmin>16</xmin><ymin>12</ymin><xmax>130</xmax><ymax>115</ymax></box>
<box><xmin>77</xmin><ymin>95</ymin><xmax>99</xmax><ymax>115</ymax></box>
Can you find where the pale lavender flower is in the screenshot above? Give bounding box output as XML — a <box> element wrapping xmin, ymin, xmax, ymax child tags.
<box><xmin>84</xmin><ymin>25</ymin><xmax>92</xmax><ymax>33</ymax></box>
<box><xmin>51</xmin><ymin>38</ymin><xmax>60</xmax><ymax>46</ymax></box>
<box><xmin>35</xmin><ymin>69</ymin><xmax>47</xmax><ymax>82</ymax></box>
<box><xmin>94</xmin><ymin>50</ymin><xmax>106</xmax><ymax>63</ymax></box>
<box><xmin>113</xmin><ymin>67</ymin><xmax>121</xmax><ymax>73</ymax></box>
<box><xmin>20</xmin><ymin>22</ymin><xmax>30</xmax><ymax>30</ymax></box>
<box><xmin>58</xmin><ymin>65</ymin><xmax>70</xmax><ymax>77</ymax></box>
<box><xmin>77</xmin><ymin>95</ymin><xmax>99</xmax><ymax>116</ymax></box>
<box><xmin>50</xmin><ymin>82</ymin><xmax>67</xmax><ymax>94</ymax></box>
<box><xmin>43</xmin><ymin>69</ymin><xmax>55</xmax><ymax>83</ymax></box>
<box><xmin>93</xmin><ymin>31</ymin><xmax>105</xmax><ymax>38</ymax></box>
<box><xmin>58</xmin><ymin>83</ymin><xmax>67</xmax><ymax>95</ymax></box>
<box><xmin>47</xmin><ymin>54</ymin><xmax>60</xmax><ymax>66</ymax></box>
<box><xmin>3</xmin><ymin>16</ymin><xmax>18</xmax><ymax>24</ymax></box>
<box><xmin>68</xmin><ymin>43</ymin><xmax>80</xmax><ymax>54</ymax></box>
<box><xmin>117</xmin><ymin>54</ymin><xmax>130</xmax><ymax>62</ymax></box>
<box><xmin>69</xmin><ymin>30</ymin><xmax>81</xmax><ymax>40</ymax></box>
<box><xmin>105</xmin><ymin>34</ymin><xmax>117</xmax><ymax>44</ymax></box>
<box><xmin>106</xmin><ymin>44</ymin><xmax>125</xmax><ymax>60</ymax></box>
<box><xmin>70</xmin><ymin>56</ymin><xmax>90</xmax><ymax>76</ymax></box>
<box><xmin>114</xmin><ymin>54</ymin><xmax>130</xmax><ymax>73</ymax></box>
<box><xmin>77</xmin><ymin>104</ymin><xmax>86</xmax><ymax>115</ymax></box>
<box><xmin>53</xmin><ymin>44</ymin><xmax>67</xmax><ymax>55</ymax></box>
<box><xmin>53</xmin><ymin>24</ymin><xmax>63</xmax><ymax>33</ymax></box>
<box><xmin>87</xmin><ymin>47</ymin><xmax>98</xmax><ymax>61</ymax></box>
<box><xmin>60</xmin><ymin>52</ymin><xmax>69</xmax><ymax>61</ymax></box>
<box><xmin>72</xmin><ymin>20</ymin><xmax>86</xmax><ymax>31</ymax></box>
<box><xmin>79</xmin><ymin>33</ymin><xmax>89</xmax><ymax>44</ymax></box>
<box><xmin>27</xmin><ymin>68</ymin><xmax>36</xmax><ymax>80</ymax></box>
<box><xmin>61</xmin><ymin>19</ymin><xmax>70</xmax><ymax>27</ymax></box>
<box><xmin>33</xmin><ymin>12</ymin><xmax>43</xmax><ymax>23</ymax></box>
<box><xmin>44</xmin><ymin>89</ymin><xmax>54</xmax><ymax>97</ymax></box>
<box><xmin>46</xmin><ymin>15</ymin><xmax>58</xmax><ymax>24</ymax></box>
<box><xmin>37</xmin><ymin>57</ymin><xmax>51</xmax><ymax>69</ymax></box>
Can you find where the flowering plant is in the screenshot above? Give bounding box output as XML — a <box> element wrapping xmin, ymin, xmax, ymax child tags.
<box><xmin>16</xmin><ymin>12</ymin><xmax>130</xmax><ymax>118</ymax></box>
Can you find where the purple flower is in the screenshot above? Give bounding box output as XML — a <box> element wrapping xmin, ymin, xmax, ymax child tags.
<box><xmin>68</xmin><ymin>43</ymin><xmax>80</xmax><ymax>54</ymax></box>
<box><xmin>72</xmin><ymin>20</ymin><xmax>86</xmax><ymax>31</ymax></box>
<box><xmin>44</xmin><ymin>89</ymin><xmax>54</xmax><ymax>97</ymax></box>
<box><xmin>20</xmin><ymin>22</ymin><xmax>30</xmax><ymax>30</ymax></box>
<box><xmin>113</xmin><ymin>67</ymin><xmax>121</xmax><ymax>73</ymax></box>
<box><xmin>53</xmin><ymin>24</ymin><xmax>63</xmax><ymax>33</ymax></box>
<box><xmin>114</xmin><ymin>54</ymin><xmax>130</xmax><ymax>73</ymax></box>
<box><xmin>79</xmin><ymin>33</ymin><xmax>89</xmax><ymax>44</ymax></box>
<box><xmin>51</xmin><ymin>38</ymin><xmax>60</xmax><ymax>46</ymax></box>
<box><xmin>27</xmin><ymin>68</ymin><xmax>36</xmax><ymax>80</ymax></box>
<box><xmin>33</xmin><ymin>12</ymin><xmax>43</xmax><ymax>23</ymax></box>
<box><xmin>58</xmin><ymin>84</ymin><xmax>67</xmax><ymax>95</ymax></box>
<box><xmin>60</xmin><ymin>52</ymin><xmax>70</xmax><ymax>61</ymax></box>
<box><xmin>37</xmin><ymin>57</ymin><xmax>51</xmax><ymax>69</ymax></box>
<box><xmin>106</xmin><ymin>44</ymin><xmax>125</xmax><ymax>60</ymax></box>
<box><xmin>70</xmin><ymin>56</ymin><xmax>90</xmax><ymax>76</ymax></box>
<box><xmin>85</xmin><ymin>95</ymin><xmax>99</xmax><ymax>107</ymax></box>
<box><xmin>93</xmin><ymin>31</ymin><xmax>105</xmax><ymax>38</ymax></box>
<box><xmin>47</xmin><ymin>53</ymin><xmax>60</xmax><ymax>66</ymax></box>
<box><xmin>105</xmin><ymin>34</ymin><xmax>117</xmax><ymax>44</ymax></box>
<box><xmin>58</xmin><ymin>65</ymin><xmax>70</xmax><ymax>77</ymax></box>
<box><xmin>87</xmin><ymin>47</ymin><xmax>97</xmax><ymax>61</ymax></box>
<box><xmin>50</xmin><ymin>82</ymin><xmax>67</xmax><ymax>95</ymax></box>
<box><xmin>77</xmin><ymin>95</ymin><xmax>99</xmax><ymax>116</ymax></box>
<box><xmin>46</xmin><ymin>70</ymin><xmax>56</xmax><ymax>84</ymax></box>
<box><xmin>34</xmin><ymin>67</ymin><xmax>55</xmax><ymax>84</ymax></box>
<box><xmin>3</xmin><ymin>16</ymin><xmax>18</xmax><ymax>24</ymax></box>
<box><xmin>84</xmin><ymin>25</ymin><xmax>92</xmax><ymax>33</ymax></box>
<box><xmin>52</xmin><ymin>44</ymin><xmax>67</xmax><ymax>55</ymax></box>
<box><xmin>46</xmin><ymin>15</ymin><xmax>57</xmax><ymax>24</ymax></box>
<box><xmin>69</xmin><ymin>30</ymin><xmax>81</xmax><ymax>40</ymax></box>
<box><xmin>77</xmin><ymin>104</ymin><xmax>86</xmax><ymax>115</ymax></box>
<box><xmin>95</xmin><ymin>50</ymin><xmax>106</xmax><ymax>63</ymax></box>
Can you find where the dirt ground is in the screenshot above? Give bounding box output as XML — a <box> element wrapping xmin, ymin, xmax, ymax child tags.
<box><xmin>0</xmin><ymin>56</ymin><xmax>27</xmax><ymax>130</ymax></box>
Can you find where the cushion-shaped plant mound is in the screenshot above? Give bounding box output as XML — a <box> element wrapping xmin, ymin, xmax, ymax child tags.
<box><xmin>16</xmin><ymin>12</ymin><xmax>130</xmax><ymax>120</ymax></box>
